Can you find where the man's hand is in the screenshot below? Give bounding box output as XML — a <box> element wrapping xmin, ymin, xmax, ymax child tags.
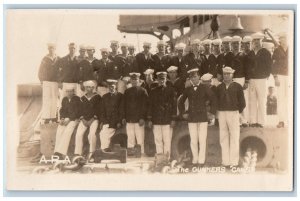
<box><xmin>274</xmin><ymin>77</ymin><xmax>280</xmax><ymax>87</ymax></box>
<box><xmin>122</xmin><ymin>119</ymin><xmax>126</xmax><ymax>125</ymax></box>
<box><xmin>58</xmin><ymin>82</ymin><xmax>63</xmax><ymax>89</ymax></box>
<box><xmin>139</xmin><ymin>119</ymin><xmax>145</xmax><ymax>126</ymax></box>
<box><xmin>243</xmin><ymin>82</ymin><xmax>249</xmax><ymax>90</ymax></box>
<box><xmin>148</xmin><ymin>121</ymin><xmax>153</xmax><ymax>128</ymax></box>
<box><xmin>63</xmin><ymin>118</ymin><xmax>70</xmax><ymax>126</ymax></box>
<box><xmin>182</xmin><ymin>113</ymin><xmax>189</xmax><ymax>120</ymax></box>
<box><xmin>117</xmin><ymin>123</ymin><xmax>122</xmax><ymax>129</ymax></box>
<box><xmin>170</xmin><ymin>120</ymin><xmax>176</xmax><ymax>128</ymax></box>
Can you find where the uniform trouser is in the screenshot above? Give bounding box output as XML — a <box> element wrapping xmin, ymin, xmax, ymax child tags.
<box><xmin>233</xmin><ymin>77</ymin><xmax>249</xmax><ymax>124</ymax></box>
<box><xmin>218</xmin><ymin>111</ymin><xmax>240</xmax><ymax>166</ymax></box>
<box><xmin>74</xmin><ymin>119</ymin><xmax>99</xmax><ymax>155</ymax></box>
<box><xmin>97</xmin><ymin>86</ymin><xmax>109</xmax><ymax>97</ymax></box>
<box><xmin>277</xmin><ymin>75</ymin><xmax>288</xmax><ymax>123</ymax></box>
<box><xmin>153</xmin><ymin>125</ymin><xmax>172</xmax><ymax>155</ymax></box>
<box><xmin>188</xmin><ymin>122</ymin><xmax>208</xmax><ymax>164</ymax></box>
<box><xmin>54</xmin><ymin>121</ymin><xmax>78</xmax><ymax>155</ymax></box>
<box><xmin>42</xmin><ymin>81</ymin><xmax>58</xmax><ymax>119</ymax></box>
<box><xmin>126</xmin><ymin>123</ymin><xmax>145</xmax><ymax>153</ymax></box>
<box><xmin>99</xmin><ymin>124</ymin><xmax>116</xmax><ymax>149</ymax></box>
<box><xmin>249</xmin><ymin>78</ymin><xmax>267</xmax><ymax>125</ymax></box>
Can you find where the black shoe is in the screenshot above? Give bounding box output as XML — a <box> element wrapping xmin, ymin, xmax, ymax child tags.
<box><xmin>53</xmin><ymin>152</ymin><xmax>64</xmax><ymax>160</ymax></box>
<box><xmin>250</xmin><ymin>123</ymin><xmax>257</xmax><ymax>127</ymax></box>
<box><xmin>241</xmin><ymin>123</ymin><xmax>248</xmax><ymax>128</ymax></box>
<box><xmin>256</xmin><ymin>124</ymin><xmax>264</xmax><ymax>128</ymax></box>
<box><xmin>277</xmin><ymin>122</ymin><xmax>284</xmax><ymax>128</ymax></box>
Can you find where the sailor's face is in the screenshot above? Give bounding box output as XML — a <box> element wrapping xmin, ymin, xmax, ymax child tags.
<box><xmin>176</xmin><ymin>49</ymin><xmax>184</xmax><ymax>56</ymax></box>
<box><xmin>110</xmin><ymin>44</ymin><xmax>119</xmax><ymax>52</ymax></box>
<box><xmin>66</xmin><ymin>89</ymin><xmax>75</xmax><ymax>98</ymax></box>
<box><xmin>243</xmin><ymin>42</ymin><xmax>251</xmax><ymax>52</ymax></box>
<box><xmin>85</xmin><ymin>86</ymin><xmax>94</xmax><ymax>93</ymax></box>
<box><xmin>145</xmin><ymin>74</ymin><xmax>153</xmax><ymax>81</ymax></box>
<box><xmin>192</xmin><ymin>44</ymin><xmax>200</xmax><ymax>52</ymax></box>
<box><xmin>231</xmin><ymin>42</ymin><xmax>240</xmax><ymax>52</ymax></box>
<box><xmin>157</xmin><ymin>77</ymin><xmax>166</xmax><ymax>86</ymax></box>
<box><xmin>48</xmin><ymin>46</ymin><xmax>56</xmax><ymax>54</ymax></box>
<box><xmin>204</xmin><ymin>44</ymin><xmax>211</xmax><ymax>53</ymax></box>
<box><xmin>252</xmin><ymin>39</ymin><xmax>262</xmax><ymax>49</ymax></box>
<box><xmin>190</xmin><ymin>74</ymin><xmax>200</xmax><ymax>85</ymax></box>
<box><xmin>222</xmin><ymin>42</ymin><xmax>231</xmax><ymax>52</ymax></box>
<box><xmin>168</xmin><ymin>71</ymin><xmax>177</xmax><ymax>80</ymax></box>
<box><xmin>79</xmin><ymin>49</ymin><xmax>86</xmax><ymax>57</ymax></box>
<box><xmin>108</xmin><ymin>83</ymin><xmax>117</xmax><ymax>92</ymax></box>
<box><xmin>101</xmin><ymin>51</ymin><xmax>109</xmax><ymax>59</ymax></box>
<box><xmin>130</xmin><ymin>78</ymin><xmax>139</xmax><ymax>86</ymax></box>
<box><xmin>121</xmin><ymin>46</ymin><xmax>128</xmax><ymax>54</ymax></box>
<box><xmin>87</xmin><ymin>49</ymin><xmax>94</xmax><ymax>57</ymax></box>
<box><xmin>128</xmin><ymin>48</ymin><xmax>135</xmax><ymax>55</ymax></box>
<box><xmin>157</xmin><ymin>45</ymin><xmax>165</xmax><ymax>53</ymax></box>
<box><xmin>143</xmin><ymin>46</ymin><xmax>150</xmax><ymax>53</ymax></box>
<box><xmin>223</xmin><ymin>72</ymin><xmax>233</xmax><ymax>82</ymax></box>
<box><xmin>212</xmin><ymin>44</ymin><xmax>220</xmax><ymax>54</ymax></box>
<box><xmin>68</xmin><ymin>45</ymin><xmax>76</xmax><ymax>55</ymax></box>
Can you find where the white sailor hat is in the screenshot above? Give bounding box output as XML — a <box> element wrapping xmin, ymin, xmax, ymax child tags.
<box><xmin>65</xmin><ymin>84</ymin><xmax>76</xmax><ymax>91</ymax></box>
<box><xmin>202</xmin><ymin>39</ymin><xmax>212</xmax><ymax>45</ymax></box>
<box><xmin>110</xmin><ymin>40</ymin><xmax>119</xmax><ymax>45</ymax></box>
<box><xmin>106</xmin><ymin>79</ymin><xmax>118</xmax><ymax>84</ymax></box>
<box><xmin>47</xmin><ymin>43</ymin><xmax>56</xmax><ymax>48</ymax></box>
<box><xmin>157</xmin><ymin>40</ymin><xmax>167</xmax><ymax>46</ymax></box>
<box><xmin>222</xmin><ymin>66</ymin><xmax>235</xmax><ymax>74</ymax></box>
<box><xmin>143</xmin><ymin>42</ymin><xmax>152</xmax><ymax>47</ymax></box>
<box><xmin>68</xmin><ymin>42</ymin><xmax>76</xmax><ymax>47</ymax></box>
<box><xmin>212</xmin><ymin>39</ymin><xmax>222</xmax><ymax>45</ymax></box>
<box><xmin>167</xmin><ymin>66</ymin><xmax>178</xmax><ymax>72</ymax></box>
<box><xmin>100</xmin><ymin>48</ymin><xmax>109</xmax><ymax>52</ymax></box>
<box><xmin>120</xmin><ymin>42</ymin><xmax>128</xmax><ymax>47</ymax></box>
<box><xmin>262</xmin><ymin>42</ymin><xmax>274</xmax><ymax>49</ymax></box>
<box><xmin>252</xmin><ymin>32</ymin><xmax>265</xmax><ymax>40</ymax></box>
<box><xmin>187</xmin><ymin>68</ymin><xmax>199</xmax><ymax>74</ymax></box>
<box><xmin>231</xmin><ymin>35</ymin><xmax>242</xmax><ymax>43</ymax></box>
<box><xmin>201</xmin><ymin>73</ymin><xmax>213</xmax><ymax>81</ymax></box>
<box><xmin>83</xmin><ymin>80</ymin><xmax>97</xmax><ymax>87</ymax></box>
<box><xmin>129</xmin><ymin>72</ymin><xmax>141</xmax><ymax>79</ymax></box>
<box><xmin>242</xmin><ymin>36</ymin><xmax>253</xmax><ymax>43</ymax></box>
<box><xmin>222</xmin><ymin>36</ymin><xmax>232</xmax><ymax>43</ymax></box>
<box><xmin>191</xmin><ymin>39</ymin><xmax>201</xmax><ymax>45</ymax></box>
<box><xmin>156</xmin><ymin>71</ymin><xmax>168</xmax><ymax>79</ymax></box>
<box><xmin>86</xmin><ymin>45</ymin><xmax>95</xmax><ymax>50</ymax></box>
<box><xmin>175</xmin><ymin>42</ymin><xmax>186</xmax><ymax>50</ymax></box>
<box><xmin>128</xmin><ymin>44</ymin><xmax>135</xmax><ymax>49</ymax></box>
<box><xmin>144</xmin><ymin>68</ymin><xmax>154</xmax><ymax>75</ymax></box>
<box><xmin>79</xmin><ymin>44</ymin><xmax>86</xmax><ymax>50</ymax></box>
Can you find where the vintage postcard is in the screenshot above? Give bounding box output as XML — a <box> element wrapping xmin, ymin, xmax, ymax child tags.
<box><xmin>5</xmin><ymin>9</ymin><xmax>294</xmax><ymax>191</ymax></box>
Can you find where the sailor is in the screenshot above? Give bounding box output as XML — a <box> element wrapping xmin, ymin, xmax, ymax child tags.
<box><xmin>125</xmin><ymin>43</ymin><xmax>139</xmax><ymax>78</ymax></box>
<box><xmin>99</xmin><ymin>79</ymin><xmax>125</xmax><ymax>150</ymax></box>
<box><xmin>178</xmin><ymin>69</ymin><xmax>216</xmax><ymax>166</ymax></box>
<box><xmin>115</xmin><ymin>42</ymin><xmax>129</xmax><ymax>94</ymax></box>
<box><xmin>221</xmin><ymin>36</ymin><xmax>234</xmax><ymax>67</ymax></box>
<box><xmin>57</xmin><ymin>42</ymin><xmax>79</xmax><ymax>105</ymax></box>
<box><xmin>147</xmin><ymin>72</ymin><xmax>177</xmax><ymax>156</ymax></box>
<box><xmin>77</xmin><ymin>44</ymin><xmax>87</xmax><ymax>63</ymax></box>
<box><xmin>272</xmin><ymin>32</ymin><xmax>288</xmax><ymax>128</ymax></box>
<box><xmin>202</xmin><ymin>39</ymin><xmax>212</xmax><ymax>60</ymax></box>
<box><xmin>128</xmin><ymin>44</ymin><xmax>136</xmax><ymax>56</ymax></box>
<box><xmin>38</xmin><ymin>43</ymin><xmax>60</xmax><ymax>123</ymax></box>
<box><xmin>140</xmin><ymin>68</ymin><xmax>158</xmax><ymax>95</ymax></box>
<box><xmin>185</xmin><ymin>39</ymin><xmax>205</xmax><ymax>75</ymax></box>
<box><xmin>123</xmin><ymin>72</ymin><xmax>148</xmax><ymax>153</ymax></box>
<box><xmin>216</xmin><ymin>67</ymin><xmax>246</xmax><ymax>168</ymax></box>
<box><xmin>171</xmin><ymin>42</ymin><xmax>189</xmax><ymax>82</ymax></box>
<box><xmin>77</xmin><ymin>45</ymin><xmax>98</xmax><ymax>97</ymax></box>
<box><xmin>248</xmin><ymin>32</ymin><xmax>272</xmax><ymax>128</ymax></box>
<box><xmin>74</xmin><ymin>80</ymin><xmax>101</xmax><ymax>161</ymax></box>
<box><xmin>108</xmin><ymin>40</ymin><xmax>120</xmax><ymax>62</ymax></box>
<box><xmin>152</xmin><ymin>40</ymin><xmax>172</xmax><ymax>73</ymax></box>
<box><xmin>53</xmin><ymin>85</ymin><xmax>81</xmax><ymax>158</ymax></box>
<box><xmin>135</xmin><ymin>42</ymin><xmax>155</xmax><ymax>79</ymax></box>
<box><xmin>95</xmin><ymin>48</ymin><xmax>113</xmax><ymax>97</ymax></box>
<box><xmin>166</xmin><ymin>65</ymin><xmax>185</xmax><ymax>98</ymax></box>
<box><xmin>230</xmin><ymin>35</ymin><xmax>249</xmax><ymax>127</ymax></box>
<box><xmin>207</xmin><ymin>38</ymin><xmax>224</xmax><ymax>86</ymax></box>
<box><xmin>200</xmin><ymin>73</ymin><xmax>218</xmax><ymax>126</ymax></box>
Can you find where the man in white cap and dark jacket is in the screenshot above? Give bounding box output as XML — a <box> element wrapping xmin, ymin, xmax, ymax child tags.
<box><xmin>123</xmin><ymin>73</ymin><xmax>148</xmax><ymax>153</ymax></box>
<box><xmin>135</xmin><ymin>42</ymin><xmax>155</xmax><ymax>80</ymax></box>
<box><xmin>38</xmin><ymin>43</ymin><xmax>60</xmax><ymax>123</ymax></box>
<box><xmin>53</xmin><ymin>85</ymin><xmax>81</xmax><ymax>159</ymax></box>
<box><xmin>74</xmin><ymin>80</ymin><xmax>101</xmax><ymax>161</ymax></box>
<box><xmin>99</xmin><ymin>79</ymin><xmax>125</xmax><ymax>150</ymax></box>
<box><xmin>147</xmin><ymin>72</ymin><xmax>177</xmax><ymax>156</ymax></box>
<box><xmin>248</xmin><ymin>32</ymin><xmax>272</xmax><ymax>128</ymax></box>
<box><xmin>152</xmin><ymin>40</ymin><xmax>172</xmax><ymax>73</ymax></box>
<box><xmin>178</xmin><ymin>68</ymin><xmax>217</xmax><ymax>167</ymax></box>
<box><xmin>216</xmin><ymin>67</ymin><xmax>245</xmax><ymax>168</ymax></box>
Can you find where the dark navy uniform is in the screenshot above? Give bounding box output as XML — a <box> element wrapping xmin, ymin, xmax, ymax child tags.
<box><xmin>272</xmin><ymin>46</ymin><xmax>288</xmax><ymax>76</ymax></box>
<box><xmin>80</xmin><ymin>93</ymin><xmax>102</xmax><ymax>121</ymax></box>
<box><xmin>38</xmin><ymin>55</ymin><xmax>60</xmax><ymax>82</ymax></box>
<box><xmin>152</xmin><ymin>53</ymin><xmax>172</xmax><ymax>73</ymax></box>
<box><xmin>248</xmin><ymin>48</ymin><xmax>272</xmax><ymax>79</ymax></box>
<box><xmin>60</xmin><ymin>95</ymin><xmax>82</xmax><ymax>121</ymax></box>
<box><xmin>135</xmin><ymin>52</ymin><xmax>155</xmax><ymax>78</ymax></box>
<box><xmin>141</xmin><ymin>81</ymin><xmax>159</xmax><ymax>95</ymax></box>
<box><xmin>171</xmin><ymin>55</ymin><xmax>189</xmax><ymax>81</ymax></box>
<box><xmin>207</xmin><ymin>54</ymin><xmax>224</xmax><ymax>78</ymax></box>
<box><xmin>166</xmin><ymin>78</ymin><xmax>185</xmax><ymax>98</ymax></box>
<box><xmin>184</xmin><ymin>52</ymin><xmax>206</xmax><ymax>76</ymax></box>
<box><xmin>77</xmin><ymin>58</ymin><xmax>98</xmax><ymax>83</ymax></box>
<box><xmin>57</xmin><ymin>55</ymin><xmax>79</xmax><ymax>83</ymax></box>
<box><xmin>123</xmin><ymin>55</ymin><xmax>139</xmax><ymax>77</ymax></box>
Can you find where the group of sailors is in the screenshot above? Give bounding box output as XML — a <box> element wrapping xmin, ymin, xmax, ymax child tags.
<box><xmin>37</xmin><ymin>31</ymin><xmax>288</xmax><ymax>167</ymax></box>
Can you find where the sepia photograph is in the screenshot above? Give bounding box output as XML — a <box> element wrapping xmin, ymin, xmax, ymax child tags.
<box><xmin>5</xmin><ymin>8</ymin><xmax>294</xmax><ymax>191</ymax></box>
